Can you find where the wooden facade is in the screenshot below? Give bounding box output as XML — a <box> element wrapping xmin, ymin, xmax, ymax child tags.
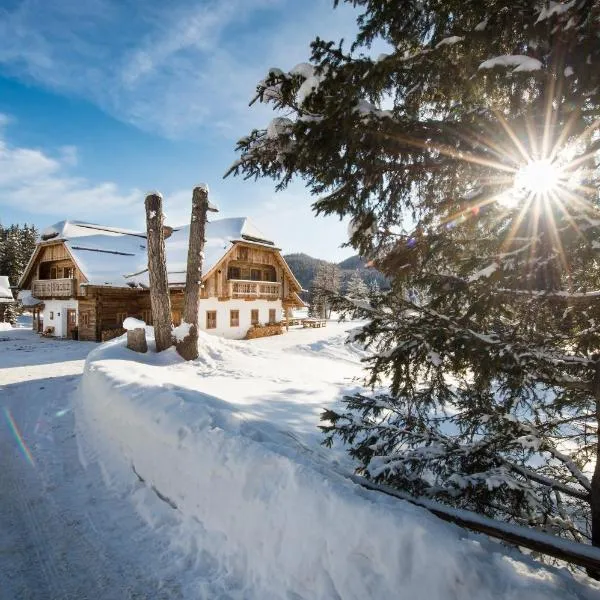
<box><xmin>20</xmin><ymin>237</ymin><xmax>304</xmax><ymax>342</ymax></box>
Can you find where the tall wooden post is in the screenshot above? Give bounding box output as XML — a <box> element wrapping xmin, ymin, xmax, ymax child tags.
<box><xmin>176</xmin><ymin>185</ymin><xmax>211</xmax><ymax>361</ymax></box>
<box><xmin>145</xmin><ymin>192</ymin><xmax>173</xmax><ymax>352</ymax></box>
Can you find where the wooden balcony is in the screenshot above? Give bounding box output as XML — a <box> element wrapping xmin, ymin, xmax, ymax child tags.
<box><xmin>32</xmin><ymin>278</ymin><xmax>77</xmax><ymax>298</ymax></box>
<box><xmin>228</xmin><ymin>279</ymin><xmax>281</xmax><ymax>300</ymax></box>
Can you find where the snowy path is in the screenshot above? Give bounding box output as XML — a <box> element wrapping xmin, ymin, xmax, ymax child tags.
<box><xmin>0</xmin><ymin>330</ymin><xmax>183</xmax><ymax>600</ymax></box>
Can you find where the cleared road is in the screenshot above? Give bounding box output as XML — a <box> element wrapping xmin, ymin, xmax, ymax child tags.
<box><xmin>0</xmin><ymin>329</ymin><xmax>183</xmax><ymax>600</ymax></box>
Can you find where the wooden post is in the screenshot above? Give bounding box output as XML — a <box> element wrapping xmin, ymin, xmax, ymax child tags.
<box><xmin>176</xmin><ymin>185</ymin><xmax>210</xmax><ymax>361</ymax></box>
<box><xmin>145</xmin><ymin>192</ymin><xmax>173</xmax><ymax>352</ymax></box>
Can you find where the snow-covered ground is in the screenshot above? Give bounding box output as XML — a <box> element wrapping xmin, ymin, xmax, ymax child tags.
<box><xmin>0</xmin><ymin>328</ymin><xmax>203</xmax><ymax>598</ymax></box>
<box><xmin>75</xmin><ymin>322</ymin><xmax>600</xmax><ymax>599</ymax></box>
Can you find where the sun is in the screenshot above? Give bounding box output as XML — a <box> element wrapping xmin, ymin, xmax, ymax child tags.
<box><xmin>497</xmin><ymin>159</ymin><xmax>564</xmax><ymax>209</ymax></box>
<box><xmin>514</xmin><ymin>159</ymin><xmax>562</xmax><ymax>197</ymax></box>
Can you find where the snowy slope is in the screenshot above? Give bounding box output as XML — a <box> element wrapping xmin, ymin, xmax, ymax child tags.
<box><xmin>75</xmin><ymin>325</ymin><xmax>600</xmax><ymax>599</ymax></box>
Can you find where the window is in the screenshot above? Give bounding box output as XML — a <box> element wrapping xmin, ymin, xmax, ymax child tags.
<box><xmin>206</xmin><ymin>310</ymin><xmax>217</xmax><ymax>329</ymax></box>
<box><xmin>56</xmin><ymin>267</ymin><xmax>63</xmax><ymax>279</ymax></box>
<box><xmin>263</xmin><ymin>266</ymin><xmax>276</xmax><ymax>282</ymax></box>
<box><xmin>228</xmin><ymin>266</ymin><xmax>241</xmax><ymax>280</ymax></box>
<box><xmin>80</xmin><ymin>312</ymin><xmax>90</xmax><ymax>327</ymax></box>
<box><xmin>116</xmin><ymin>312</ymin><xmax>127</xmax><ymax>326</ymax></box>
<box><xmin>50</xmin><ymin>267</ymin><xmax>57</xmax><ymax>279</ymax></box>
<box><xmin>230</xmin><ymin>310</ymin><xmax>239</xmax><ymax>327</ymax></box>
<box><xmin>64</xmin><ymin>267</ymin><xmax>74</xmax><ymax>279</ymax></box>
<box><xmin>269</xmin><ymin>309</ymin><xmax>276</xmax><ymax>324</ymax></box>
<box><xmin>251</xmin><ymin>309</ymin><xmax>259</xmax><ymax>326</ymax></box>
<box><xmin>49</xmin><ymin>311</ymin><xmax>54</xmax><ymax>320</ymax></box>
<box><xmin>250</xmin><ymin>269</ymin><xmax>262</xmax><ymax>281</ymax></box>
<box><xmin>238</xmin><ymin>247</ymin><xmax>249</xmax><ymax>261</ymax></box>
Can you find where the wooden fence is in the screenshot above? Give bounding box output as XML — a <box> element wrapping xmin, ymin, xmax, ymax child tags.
<box><xmin>351</xmin><ymin>475</ymin><xmax>600</xmax><ymax>574</ymax></box>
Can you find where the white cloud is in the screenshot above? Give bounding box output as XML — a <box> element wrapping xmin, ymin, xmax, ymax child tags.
<box><xmin>0</xmin><ymin>119</ymin><xmax>351</xmax><ymax>260</ymax></box>
<box><xmin>0</xmin><ymin>0</ymin><xmax>358</xmax><ymax>139</ymax></box>
<box><xmin>0</xmin><ymin>120</ymin><xmax>142</xmax><ymax>223</ymax></box>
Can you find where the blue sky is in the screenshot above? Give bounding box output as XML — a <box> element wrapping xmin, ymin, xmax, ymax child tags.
<box><xmin>0</xmin><ymin>0</ymin><xmax>361</xmax><ymax>261</ymax></box>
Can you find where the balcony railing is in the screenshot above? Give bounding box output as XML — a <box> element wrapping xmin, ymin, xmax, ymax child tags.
<box><xmin>229</xmin><ymin>279</ymin><xmax>281</xmax><ymax>299</ymax></box>
<box><xmin>32</xmin><ymin>278</ymin><xmax>77</xmax><ymax>298</ymax></box>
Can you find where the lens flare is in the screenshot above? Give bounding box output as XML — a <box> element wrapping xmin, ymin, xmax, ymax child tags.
<box><xmin>4</xmin><ymin>407</ymin><xmax>35</xmax><ymax>467</ymax></box>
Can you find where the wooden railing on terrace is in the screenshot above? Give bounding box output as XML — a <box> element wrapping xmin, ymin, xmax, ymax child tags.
<box><xmin>228</xmin><ymin>279</ymin><xmax>281</xmax><ymax>299</ymax></box>
<box><xmin>32</xmin><ymin>278</ymin><xmax>77</xmax><ymax>298</ymax></box>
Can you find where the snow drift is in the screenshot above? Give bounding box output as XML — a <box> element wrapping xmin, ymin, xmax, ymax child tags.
<box><xmin>75</xmin><ymin>331</ymin><xmax>598</xmax><ymax>599</ymax></box>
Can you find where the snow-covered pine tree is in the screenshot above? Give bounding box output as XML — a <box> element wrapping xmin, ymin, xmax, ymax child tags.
<box><xmin>0</xmin><ymin>223</ymin><xmax>38</xmax><ymax>287</ymax></box>
<box><xmin>346</xmin><ymin>270</ymin><xmax>369</xmax><ymax>299</ymax></box>
<box><xmin>3</xmin><ymin>303</ymin><xmax>16</xmax><ymax>326</ymax></box>
<box><xmin>228</xmin><ymin>0</ymin><xmax>600</xmax><ymax>562</ymax></box>
<box><xmin>367</xmin><ymin>279</ymin><xmax>380</xmax><ymax>298</ymax></box>
<box><xmin>311</xmin><ymin>262</ymin><xmax>341</xmax><ymax>318</ymax></box>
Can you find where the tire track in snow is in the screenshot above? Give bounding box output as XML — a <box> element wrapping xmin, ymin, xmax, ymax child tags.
<box><xmin>0</xmin><ymin>331</ymin><xmax>183</xmax><ymax>599</ymax></box>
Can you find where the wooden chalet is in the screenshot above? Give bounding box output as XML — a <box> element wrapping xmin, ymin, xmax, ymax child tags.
<box><xmin>18</xmin><ymin>219</ymin><xmax>305</xmax><ymax>341</ymax></box>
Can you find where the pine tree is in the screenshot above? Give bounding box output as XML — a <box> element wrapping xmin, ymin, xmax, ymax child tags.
<box><xmin>0</xmin><ymin>223</ymin><xmax>38</xmax><ymax>287</ymax></box>
<box><xmin>367</xmin><ymin>279</ymin><xmax>380</xmax><ymax>297</ymax></box>
<box><xmin>346</xmin><ymin>270</ymin><xmax>369</xmax><ymax>299</ymax></box>
<box><xmin>311</xmin><ymin>262</ymin><xmax>341</xmax><ymax>318</ymax></box>
<box><xmin>3</xmin><ymin>303</ymin><xmax>16</xmax><ymax>326</ymax></box>
<box><xmin>228</xmin><ymin>0</ymin><xmax>600</xmax><ymax>562</ymax></box>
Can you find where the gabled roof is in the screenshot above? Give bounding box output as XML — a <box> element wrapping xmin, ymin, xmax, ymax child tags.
<box><xmin>126</xmin><ymin>217</ymin><xmax>275</xmax><ymax>287</ymax></box>
<box><xmin>21</xmin><ymin>217</ymin><xmax>284</xmax><ymax>290</ymax></box>
<box><xmin>0</xmin><ymin>276</ymin><xmax>14</xmax><ymax>303</ymax></box>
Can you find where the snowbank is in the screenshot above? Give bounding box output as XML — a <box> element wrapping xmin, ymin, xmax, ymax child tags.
<box><xmin>0</xmin><ymin>322</ymin><xmax>14</xmax><ymax>331</ymax></box>
<box><xmin>75</xmin><ymin>331</ymin><xmax>597</xmax><ymax>599</ymax></box>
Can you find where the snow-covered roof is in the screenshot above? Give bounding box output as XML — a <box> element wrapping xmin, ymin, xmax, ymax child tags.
<box><xmin>127</xmin><ymin>217</ymin><xmax>274</xmax><ymax>287</ymax></box>
<box><xmin>37</xmin><ymin>220</ymin><xmax>149</xmax><ymax>287</ymax></box>
<box><xmin>0</xmin><ymin>276</ymin><xmax>14</xmax><ymax>302</ymax></box>
<box><xmin>30</xmin><ymin>218</ymin><xmax>275</xmax><ymax>289</ymax></box>
<box><xmin>17</xmin><ymin>289</ymin><xmax>42</xmax><ymax>307</ymax></box>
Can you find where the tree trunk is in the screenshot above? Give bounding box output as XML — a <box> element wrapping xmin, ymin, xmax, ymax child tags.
<box><xmin>589</xmin><ymin>360</ymin><xmax>600</xmax><ymax>579</ymax></box>
<box><xmin>176</xmin><ymin>186</ymin><xmax>209</xmax><ymax>361</ymax></box>
<box><xmin>145</xmin><ymin>193</ymin><xmax>172</xmax><ymax>352</ymax></box>
<box><xmin>127</xmin><ymin>328</ymin><xmax>148</xmax><ymax>353</ymax></box>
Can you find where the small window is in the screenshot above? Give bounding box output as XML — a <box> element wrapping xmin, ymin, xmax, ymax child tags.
<box><xmin>230</xmin><ymin>310</ymin><xmax>239</xmax><ymax>327</ymax></box>
<box><xmin>80</xmin><ymin>312</ymin><xmax>89</xmax><ymax>327</ymax></box>
<box><xmin>228</xmin><ymin>267</ymin><xmax>241</xmax><ymax>280</ymax></box>
<box><xmin>238</xmin><ymin>247</ymin><xmax>249</xmax><ymax>261</ymax></box>
<box><xmin>250</xmin><ymin>269</ymin><xmax>262</xmax><ymax>281</ymax></box>
<box><xmin>206</xmin><ymin>310</ymin><xmax>217</xmax><ymax>329</ymax></box>
<box><xmin>269</xmin><ymin>309</ymin><xmax>276</xmax><ymax>324</ymax></box>
<box><xmin>64</xmin><ymin>267</ymin><xmax>74</xmax><ymax>279</ymax></box>
<box><xmin>251</xmin><ymin>309</ymin><xmax>259</xmax><ymax>326</ymax></box>
<box><xmin>49</xmin><ymin>311</ymin><xmax>54</xmax><ymax>319</ymax></box>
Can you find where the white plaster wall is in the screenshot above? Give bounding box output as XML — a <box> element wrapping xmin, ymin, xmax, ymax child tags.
<box><xmin>197</xmin><ymin>298</ymin><xmax>283</xmax><ymax>339</ymax></box>
<box><xmin>41</xmin><ymin>299</ymin><xmax>79</xmax><ymax>337</ymax></box>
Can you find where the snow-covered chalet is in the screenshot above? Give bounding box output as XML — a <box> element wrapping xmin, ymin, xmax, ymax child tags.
<box><xmin>18</xmin><ymin>219</ymin><xmax>305</xmax><ymax>341</ymax></box>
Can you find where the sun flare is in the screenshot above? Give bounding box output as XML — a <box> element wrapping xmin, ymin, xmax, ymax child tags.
<box><xmin>514</xmin><ymin>159</ymin><xmax>561</xmax><ymax>196</ymax></box>
<box><xmin>497</xmin><ymin>158</ymin><xmax>568</xmax><ymax>209</ymax></box>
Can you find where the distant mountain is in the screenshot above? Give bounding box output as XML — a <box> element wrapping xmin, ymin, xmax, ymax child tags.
<box><xmin>337</xmin><ymin>255</ymin><xmax>366</xmax><ymax>270</ymax></box>
<box><xmin>284</xmin><ymin>252</ymin><xmax>388</xmax><ymax>299</ymax></box>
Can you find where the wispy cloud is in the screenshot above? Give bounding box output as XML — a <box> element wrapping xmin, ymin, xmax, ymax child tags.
<box><xmin>0</xmin><ymin>117</ymin><xmax>142</xmax><ymax>221</ymax></box>
<box><xmin>0</xmin><ymin>0</ymin><xmax>358</xmax><ymax>139</ymax></box>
